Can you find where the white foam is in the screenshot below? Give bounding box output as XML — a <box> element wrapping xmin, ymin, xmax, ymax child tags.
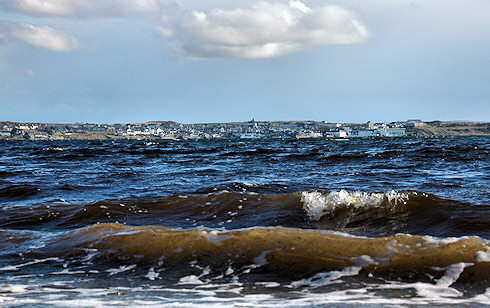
<box><xmin>252</xmin><ymin>250</ymin><xmax>270</xmax><ymax>268</ymax></box>
<box><xmin>0</xmin><ymin>284</ymin><xmax>28</xmax><ymax>293</ymax></box>
<box><xmin>472</xmin><ymin>287</ymin><xmax>490</xmax><ymax>304</ymax></box>
<box><xmin>351</xmin><ymin>255</ymin><xmax>376</xmax><ymax>266</ymax></box>
<box><xmin>436</xmin><ymin>262</ymin><xmax>473</xmax><ymax>288</ymax></box>
<box><xmin>291</xmin><ymin>255</ymin><xmax>375</xmax><ymax>288</ymax></box>
<box><xmin>476</xmin><ymin>248</ymin><xmax>490</xmax><ymax>262</ymax></box>
<box><xmin>81</xmin><ymin>249</ymin><xmax>98</xmax><ymax>263</ymax></box>
<box><xmin>301</xmin><ymin>190</ymin><xmax>409</xmax><ymax>221</ymax></box>
<box><xmin>106</xmin><ymin>264</ymin><xmax>136</xmax><ymax>276</ymax></box>
<box><xmin>421</xmin><ymin>235</ymin><xmax>472</xmax><ymax>246</ymax></box>
<box><xmin>199</xmin><ymin>230</ymin><xmax>231</xmax><ymax>245</ymax></box>
<box><xmin>375</xmin><ymin>240</ymin><xmax>412</xmax><ymax>265</ymax></box>
<box><xmin>200</xmin><ymin>266</ymin><xmax>211</xmax><ymax>277</ymax></box>
<box><xmin>146</xmin><ymin>267</ymin><xmax>159</xmax><ymax>281</ymax></box>
<box><xmin>27</xmin><ymin>243</ymin><xmax>46</xmax><ymax>249</ymax></box>
<box><xmin>0</xmin><ymin>257</ymin><xmax>59</xmax><ymax>272</ymax></box>
<box><xmin>49</xmin><ymin>269</ymin><xmax>86</xmax><ymax>275</ymax></box>
<box><xmin>1</xmin><ymin>280</ymin><xmax>488</xmax><ymax>307</ymax></box>
<box><xmin>43</xmin><ymin>147</ymin><xmax>66</xmax><ymax>151</ymax></box>
<box><xmin>224</xmin><ymin>267</ymin><xmax>234</xmax><ymax>276</ymax></box>
<box><xmin>178</xmin><ymin>266</ymin><xmax>211</xmax><ymax>285</ymax></box>
<box><xmin>178</xmin><ymin>275</ymin><xmax>205</xmax><ymax>285</ymax></box>
<box><xmin>240</xmin><ymin>250</ymin><xmax>272</xmax><ymax>275</ymax></box>
<box><xmin>255</xmin><ymin>282</ymin><xmax>281</xmax><ymax>288</ymax></box>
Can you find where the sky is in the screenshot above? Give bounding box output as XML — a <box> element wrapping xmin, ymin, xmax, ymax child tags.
<box><xmin>0</xmin><ymin>0</ymin><xmax>489</xmax><ymax>124</ymax></box>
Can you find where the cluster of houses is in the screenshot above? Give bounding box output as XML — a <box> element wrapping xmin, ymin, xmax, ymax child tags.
<box><xmin>331</xmin><ymin>121</ymin><xmax>407</xmax><ymax>138</ymax></box>
<box><xmin>0</xmin><ymin>120</ymin><xmax>427</xmax><ymax>140</ymax></box>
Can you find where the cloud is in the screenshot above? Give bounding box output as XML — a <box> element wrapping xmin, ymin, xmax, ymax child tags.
<box><xmin>157</xmin><ymin>1</ymin><xmax>369</xmax><ymax>59</ymax></box>
<box><xmin>2</xmin><ymin>0</ymin><xmax>168</xmax><ymax>17</ymax></box>
<box><xmin>0</xmin><ymin>22</ymin><xmax>80</xmax><ymax>51</ymax></box>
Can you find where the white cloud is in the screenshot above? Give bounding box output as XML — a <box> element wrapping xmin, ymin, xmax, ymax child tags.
<box><xmin>120</xmin><ymin>0</ymin><xmax>162</xmax><ymax>15</ymax></box>
<box><xmin>0</xmin><ymin>22</ymin><xmax>80</xmax><ymax>51</ymax></box>
<box><xmin>158</xmin><ymin>1</ymin><xmax>369</xmax><ymax>59</ymax></box>
<box><xmin>3</xmin><ymin>0</ymin><xmax>90</xmax><ymax>16</ymax></box>
<box><xmin>2</xmin><ymin>0</ymin><xmax>168</xmax><ymax>17</ymax></box>
<box><xmin>154</xmin><ymin>25</ymin><xmax>174</xmax><ymax>38</ymax></box>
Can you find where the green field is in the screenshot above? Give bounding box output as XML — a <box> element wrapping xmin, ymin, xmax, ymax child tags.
<box><xmin>408</xmin><ymin>122</ymin><xmax>490</xmax><ymax>137</ymax></box>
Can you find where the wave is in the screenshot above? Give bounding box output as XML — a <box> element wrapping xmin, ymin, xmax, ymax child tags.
<box><xmin>3</xmin><ymin>223</ymin><xmax>489</xmax><ymax>286</ymax></box>
<box><xmin>0</xmin><ymin>190</ymin><xmax>488</xmax><ymax>238</ymax></box>
<box><xmin>317</xmin><ymin>152</ymin><xmax>370</xmax><ymax>162</ymax></box>
<box><xmin>0</xmin><ymin>192</ymin><xmax>304</xmax><ymax>231</ymax></box>
<box><xmin>0</xmin><ymin>184</ymin><xmax>41</xmax><ymax>201</ymax></box>
<box><xmin>301</xmin><ymin>190</ymin><xmax>410</xmax><ymax>221</ymax></box>
<box><xmin>0</xmin><ymin>170</ymin><xmax>23</xmax><ymax>178</ymax></box>
<box><xmin>301</xmin><ymin>190</ymin><xmax>490</xmax><ymax>238</ymax></box>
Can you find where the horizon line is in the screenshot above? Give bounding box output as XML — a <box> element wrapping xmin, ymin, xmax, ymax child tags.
<box><xmin>1</xmin><ymin>119</ymin><xmax>488</xmax><ymax>126</ymax></box>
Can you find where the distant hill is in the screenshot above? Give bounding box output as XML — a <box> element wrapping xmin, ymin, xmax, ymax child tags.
<box><xmin>407</xmin><ymin>122</ymin><xmax>490</xmax><ymax>136</ymax></box>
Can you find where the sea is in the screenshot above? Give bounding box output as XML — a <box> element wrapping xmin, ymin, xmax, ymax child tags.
<box><xmin>0</xmin><ymin>136</ymin><xmax>488</xmax><ymax>307</ymax></box>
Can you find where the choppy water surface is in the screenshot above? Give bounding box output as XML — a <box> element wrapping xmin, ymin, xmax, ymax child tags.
<box><xmin>0</xmin><ymin>137</ymin><xmax>489</xmax><ymax>306</ymax></box>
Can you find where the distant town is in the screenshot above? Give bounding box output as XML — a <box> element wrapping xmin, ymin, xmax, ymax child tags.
<box><xmin>0</xmin><ymin>120</ymin><xmax>489</xmax><ymax>140</ymax></box>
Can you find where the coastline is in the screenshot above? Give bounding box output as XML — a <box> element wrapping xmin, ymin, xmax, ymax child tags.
<box><xmin>1</xmin><ymin>121</ymin><xmax>489</xmax><ymax>141</ymax></box>
<box><xmin>406</xmin><ymin>122</ymin><xmax>490</xmax><ymax>137</ymax></box>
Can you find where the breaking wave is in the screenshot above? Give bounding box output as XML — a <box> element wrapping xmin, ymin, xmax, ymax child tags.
<box><xmin>3</xmin><ymin>223</ymin><xmax>489</xmax><ymax>285</ymax></box>
<box><xmin>0</xmin><ymin>190</ymin><xmax>488</xmax><ymax>238</ymax></box>
<box><xmin>301</xmin><ymin>190</ymin><xmax>411</xmax><ymax>221</ymax></box>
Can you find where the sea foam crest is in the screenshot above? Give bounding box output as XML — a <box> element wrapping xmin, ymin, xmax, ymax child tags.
<box><xmin>301</xmin><ymin>190</ymin><xmax>409</xmax><ymax>221</ymax></box>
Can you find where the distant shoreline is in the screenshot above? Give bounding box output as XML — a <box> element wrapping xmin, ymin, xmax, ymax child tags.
<box><xmin>0</xmin><ymin>120</ymin><xmax>489</xmax><ymax>140</ymax></box>
<box><xmin>406</xmin><ymin>121</ymin><xmax>490</xmax><ymax>137</ymax></box>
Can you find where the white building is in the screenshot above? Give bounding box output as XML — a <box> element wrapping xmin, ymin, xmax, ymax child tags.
<box><xmin>332</xmin><ymin>130</ymin><xmax>347</xmax><ymax>138</ymax></box>
<box><xmin>296</xmin><ymin>131</ymin><xmax>322</xmax><ymax>139</ymax></box>
<box><xmin>377</xmin><ymin>127</ymin><xmax>406</xmax><ymax>137</ymax></box>
<box><xmin>350</xmin><ymin>130</ymin><xmax>378</xmax><ymax>137</ymax></box>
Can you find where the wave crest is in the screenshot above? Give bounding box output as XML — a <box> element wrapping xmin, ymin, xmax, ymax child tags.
<box><xmin>301</xmin><ymin>190</ymin><xmax>411</xmax><ymax>221</ymax></box>
<box><xmin>13</xmin><ymin>223</ymin><xmax>490</xmax><ymax>285</ymax></box>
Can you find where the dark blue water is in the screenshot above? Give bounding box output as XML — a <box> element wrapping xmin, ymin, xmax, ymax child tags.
<box><xmin>1</xmin><ymin>137</ymin><xmax>488</xmax><ymax>206</ymax></box>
